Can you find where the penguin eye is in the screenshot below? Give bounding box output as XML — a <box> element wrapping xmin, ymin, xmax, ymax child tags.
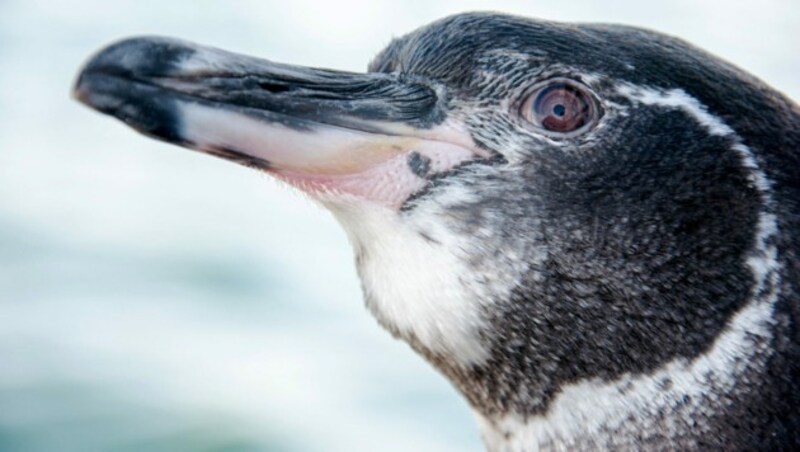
<box><xmin>520</xmin><ymin>80</ymin><xmax>599</xmax><ymax>136</ymax></box>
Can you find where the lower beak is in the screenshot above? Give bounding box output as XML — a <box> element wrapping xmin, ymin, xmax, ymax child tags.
<box><xmin>73</xmin><ymin>37</ymin><xmax>488</xmax><ymax>208</ymax></box>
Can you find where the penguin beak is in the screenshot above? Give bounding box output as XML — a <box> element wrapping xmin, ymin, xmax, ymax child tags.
<box><xmin>73</xmin><ymin>37</ymin><xmax>487</xmax><ymax>208</ymax></box>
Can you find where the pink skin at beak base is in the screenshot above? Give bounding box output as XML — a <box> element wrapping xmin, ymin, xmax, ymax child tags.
<box><xmin>178</xmin><ymin>100</ymin><xmax>487</xmax><ymax>209</ymax></box>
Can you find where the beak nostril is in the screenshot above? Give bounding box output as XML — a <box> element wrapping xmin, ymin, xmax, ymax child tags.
<box><xmin>258</xmin><ymin>81</ymin><xmax>292</xmax><ymax>94</ymax></box>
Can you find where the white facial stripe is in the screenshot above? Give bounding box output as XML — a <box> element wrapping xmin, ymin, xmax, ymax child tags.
<box><xmin>478</xmin><ymin>85</ymin><xmax>782</xmax><ymax>449</ymax></box>
<box><xmin>616</xmin><ymin>84</ymin><xmax>736</xmax><ymax>136</ymax></box>
<box><xmin>617</xmin><ymin>84</ymin><xmax>775</xmax><ymax>195</ymax></box>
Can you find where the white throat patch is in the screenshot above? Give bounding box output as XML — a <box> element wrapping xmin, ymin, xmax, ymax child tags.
<box><xmin>329</xmin><ymin>197</ymin><xmax>493</xmax><ymax>365</ymax></box>
<box><xmin>326</xmin><ymin>180</ymin><xmax>537</xmax><ymax>367</ymax></box>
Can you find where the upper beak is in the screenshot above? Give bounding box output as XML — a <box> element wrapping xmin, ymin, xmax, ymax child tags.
<box><xmin>73</xmin><ymin>37</ymin><xmax>488</xmax><ymax>208</ymax></box>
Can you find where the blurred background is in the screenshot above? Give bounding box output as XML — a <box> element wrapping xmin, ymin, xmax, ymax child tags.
<box><xmin>0</xmin><ymin>0</ymin><xmax>797</xmax><ymax>451</ymax></box>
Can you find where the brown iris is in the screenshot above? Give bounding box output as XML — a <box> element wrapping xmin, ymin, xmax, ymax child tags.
<box><xmin>521</xmin><ymin>80</ymin><xmax>598</xmax><ymax>135</ymax></box>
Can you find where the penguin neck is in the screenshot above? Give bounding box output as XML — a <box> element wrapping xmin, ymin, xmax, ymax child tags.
<box><xmin>471</xmin><ymin>287</ymin><xmax>779</xmax><ymax>450</ymax></box>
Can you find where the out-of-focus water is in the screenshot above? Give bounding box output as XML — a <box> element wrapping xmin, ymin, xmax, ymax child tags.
<box><xmin>1</xmin><ymin>1</ymin><xmax>798</xmax><ymax>451</ymax></box>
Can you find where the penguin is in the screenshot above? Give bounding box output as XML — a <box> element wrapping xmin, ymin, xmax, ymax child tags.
<box><xmin>73</xmin><ymin>12</ymin><xmax>799</xmax><ymax>450</ymax></box>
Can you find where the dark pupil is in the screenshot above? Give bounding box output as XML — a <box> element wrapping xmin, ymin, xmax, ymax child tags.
<box><xmin>533</xmin><ymin>84</ymin><xmax>590</xmax><ymax>132</ymax></box>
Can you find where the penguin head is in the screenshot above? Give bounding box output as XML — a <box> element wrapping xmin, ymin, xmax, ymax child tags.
<box><xmin>73</xmin><ymin>12</ymin><xmax>795</xmax><ymax>417</ymax></box>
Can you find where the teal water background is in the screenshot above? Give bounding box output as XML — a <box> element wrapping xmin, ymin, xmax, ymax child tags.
<box><xmin>1</xmin><ymin>1</ymin><xmax>797</xmax><ymax>450</ymax></box>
